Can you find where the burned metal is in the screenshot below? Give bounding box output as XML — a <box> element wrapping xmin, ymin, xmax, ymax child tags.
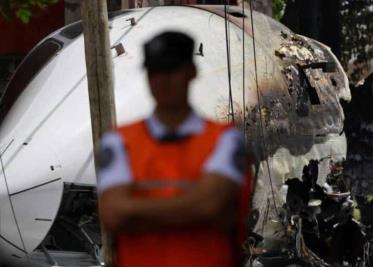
<box><xmin>193</xmin><ymin>7</ymin><xmax>353</xmax><ymax>266</ymax></box>
<box><xmin>246</xmin><ymin>159</ymin><xmax>372</xmax><ymax>267</ymax></box>
<box><xmin>198</xmin><ymin>5</ymin><xmax>351</xmax><ymax>157</ymax></box>
<box><xmin>128</xmin><ymin>6</ymin><xmax>352</xmax><ymax>162</ymax></box>
<box><xmin>271</xmin><ymin>32</ymin><xmax>344</xmax><ymax>138</ymax></box>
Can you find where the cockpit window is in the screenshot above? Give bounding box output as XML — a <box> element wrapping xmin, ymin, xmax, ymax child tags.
<box><xmin>0</xmin><ymin>38</ymin><xmax>62</xmax><ymax>124</ymax></box>
<box><xmin>60</xmin><ymin>22</ymin><xmax>82</xmax><ymax>39</ymax></box>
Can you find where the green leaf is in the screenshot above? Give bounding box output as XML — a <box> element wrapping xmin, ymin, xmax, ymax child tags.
<box><xmin>0</xmin><ymin>0</ymin><xmax>60</xmax><ymax>22</ymax></box>
<box><xmin>15</xmin><ymin>7</ymin><xmax>32</xmax><ymax>23</ymax></box>
<box><xmin>272</xmin><ymin>0</ymin><xmax>285</xmax><ymax>21</ymax></box>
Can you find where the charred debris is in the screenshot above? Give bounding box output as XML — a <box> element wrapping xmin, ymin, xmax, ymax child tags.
<box><xmin>245</xmin><ymin>76</ymin><xmax>373</xmax><ymax>267</ymax></box>
<box><xmin>246</xmin><ymin>159</ymin><xmax>370</xmax><ymax>267</ymax></box>
<box><xmin>244</xmin><ymin>30</ymin><xmax>348</xmax><ymax>160</ymax></box>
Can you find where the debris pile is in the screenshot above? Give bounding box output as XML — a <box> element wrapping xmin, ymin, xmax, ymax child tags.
<box><xmin>246</xmin><ymin>75</ymin><xmax>373</xmax><ymax>267</ymax></box>
<box><xmin>247</xmin><ymin>160</ymin><xmax>368</xmax><ymax>267</ymax></box>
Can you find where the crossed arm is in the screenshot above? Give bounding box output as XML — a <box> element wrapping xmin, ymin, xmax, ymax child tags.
<box><xmin>97</xmin><ymin>128</ymin><xmax>246</xmax><ymax>234</ymax></box>
<box><xmin>98</xmin><ymin>172</ymin><xmax>240</xmax><ymax>234</ymax></box>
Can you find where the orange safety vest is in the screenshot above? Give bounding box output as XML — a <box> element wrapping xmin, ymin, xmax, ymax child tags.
<box><xmin>114</xmin><ymin>119</ymin><xmax>252</xmax><ymax>267</ymax></box>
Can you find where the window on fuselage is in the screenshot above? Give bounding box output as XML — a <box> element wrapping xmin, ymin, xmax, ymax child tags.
<box><xmin>0</xmin><ymin>39</ymin><xmax>62</xmax><ymax>124</ymax></box>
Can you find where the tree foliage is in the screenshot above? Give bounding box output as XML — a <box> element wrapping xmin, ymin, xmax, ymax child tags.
<box><xmin>272</xmin><ymin>0</ymin><xmax>285</xmax><ymax>21</ymax></box>
<box><xmin>280</xmin><ymin>0</ymin><xmax>373</xmax><ymax>83</ymax></box>
<box><xmin>0</xmin><ymin>0</ymin><xmax>59</xmax><ymax>23</ymax></box>
<box><xmin>341</xmin><ymin>0</ymin><xmax>373</xmax><ymax>83</ymax></box>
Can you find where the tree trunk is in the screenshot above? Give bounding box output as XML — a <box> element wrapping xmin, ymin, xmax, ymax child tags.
<box><xmin>64</xmin><ymin>0</ymin><xmax>81</xmax><ymax>24</ymax></box>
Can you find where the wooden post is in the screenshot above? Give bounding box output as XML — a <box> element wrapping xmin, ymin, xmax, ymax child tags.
<box><xmin>122</xmin><ymin>0</ymin><xmax>130</xmax><ymax>9</ymax></box>
<box><xmin>80</xmin><ymin>0</ymin><xmax>116</xmax><ymax>266</ymax></box>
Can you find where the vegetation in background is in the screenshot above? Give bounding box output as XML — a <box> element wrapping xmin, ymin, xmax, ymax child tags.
<box><xmin>272</xmin><ymin>0</ymin><xmax>285</xmax><ymax>21</ymax></box>
<box><xmin>0</xmin><ymin>0</ymin><xmax>59</xmax><ymax>23</ymax></box>
<box><xmin>279</xmin><ymin>0</ymin><xmax>373</xmax><ymax>83</ymax></box>
<box><xmin>341</xmin><ymin>0</ymin><xmax>373</xmax><ymax>83</ymax></box>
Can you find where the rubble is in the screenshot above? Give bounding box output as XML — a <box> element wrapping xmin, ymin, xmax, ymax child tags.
<box><xmin>246</xmin><ymin>75</ymin><xmax>373</xmax><ymax>267</ymax></box>
<box><xmin>248</xmin><ymin>159</ymin><xmax>369</xmax><ymax>267</ymax></box>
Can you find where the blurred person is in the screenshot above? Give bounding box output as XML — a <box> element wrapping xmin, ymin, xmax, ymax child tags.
<box><xmin>97</xmin><ymin>31</ymin><xmax>252</xmax><ymax>267</ymax></box>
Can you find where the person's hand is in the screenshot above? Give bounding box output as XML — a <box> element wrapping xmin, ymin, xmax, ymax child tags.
<box><xmin>98</xmin><ymin>185</ymin><xmax>133</xmax><ymax>233</ymax></box>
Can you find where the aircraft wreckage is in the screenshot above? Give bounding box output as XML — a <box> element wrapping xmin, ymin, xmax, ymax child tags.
<box><xmin>0</xmin><ymin>4</ymin><xmax>364</xmax><ymax>267</ymax></box>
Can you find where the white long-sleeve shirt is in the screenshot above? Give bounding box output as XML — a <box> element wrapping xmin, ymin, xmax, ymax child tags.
<box><xmin>97</xmin><ymin>112</ymin><xmax>246</xmax><ymax>194</ymax></box>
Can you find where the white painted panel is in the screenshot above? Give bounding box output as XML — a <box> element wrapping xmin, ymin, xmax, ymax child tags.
<box><xmin>11</xmin><ymin>178</ymin><xmax>63</xmax><ymax>252</ymax></box>
<box><xmin>0</xmin><ymin>165</ymin><xmax>24</xmax><ymax>251</ymax></box>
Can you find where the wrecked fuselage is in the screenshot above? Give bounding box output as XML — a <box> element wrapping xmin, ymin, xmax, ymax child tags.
<box><xmin>213</xmin><ymin>6</ymin><xmax>351</xmax><ymax>260</ymax></box>
<box><xmin>0</xmin><ymin>5</ymin><xmax>351</xmax><ymax>266</ymax></box>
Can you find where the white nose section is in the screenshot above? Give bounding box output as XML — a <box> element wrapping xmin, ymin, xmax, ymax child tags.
<box><xmin>0</xmin><ymin>136</ymin><xmax>63</xmax><ymax>260</ymax></box>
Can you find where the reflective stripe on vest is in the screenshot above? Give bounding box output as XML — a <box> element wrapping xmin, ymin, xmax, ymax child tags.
<box><xmin>134</xmin><ymin>179</ymin><xmax>197</xmax><ymax>190</ymax></box>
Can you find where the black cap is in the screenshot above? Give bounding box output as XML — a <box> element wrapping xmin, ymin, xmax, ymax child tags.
<box><xmin>143</xmin><ymin>31</ymin><xmax>195</xmax><ymax>71</ymax></box>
